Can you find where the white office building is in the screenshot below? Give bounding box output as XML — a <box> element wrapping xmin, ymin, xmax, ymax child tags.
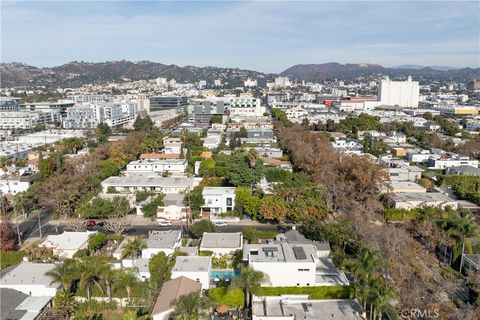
<box><xmin>64</xmin><ymin>102</ymin><xmax>137</xmax><ymax>129</ymax></box>
<box><xmin>378</xmin><ymin>76</ymin><xmax>419</xmax><ymax>108</ymax></box>
<box><xmin>229</xmin><ymin>97</ymin><xmax>266</xmax><ymax>117</ymax></box>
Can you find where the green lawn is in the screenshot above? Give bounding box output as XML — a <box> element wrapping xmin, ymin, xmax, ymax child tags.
<box><xmin>208</xmin><ymin>287</ymin><xmax>244</xmax><ymax>307</ymax></box>
<box><xmin>257</xmin><ymin>286</ymin><xmax>354</xmax><ymax>299</ymax></box>
<box><xmin>0</xmin><ymin>251</ymin><xmax>25</xmax><ymax>269</ymax></box>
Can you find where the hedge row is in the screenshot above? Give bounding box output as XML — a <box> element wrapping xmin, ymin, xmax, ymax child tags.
<box><xmin>256</xmin><ymin>286</ymin><xmax>354</xmax><ymax>299</ymax></box>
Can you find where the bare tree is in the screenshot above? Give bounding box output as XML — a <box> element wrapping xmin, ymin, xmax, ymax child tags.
<box><xmin>64</xmin><ymin>218</ymin><xmax>86</xmax><ymax>232</ymax></box>
<box><xmin>104</xmin><ymin>217</ymin><xmax>129</xmax><ymax>235</ymax></box>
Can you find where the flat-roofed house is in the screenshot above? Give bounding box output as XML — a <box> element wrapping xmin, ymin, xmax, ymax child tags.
<box><xmin>243</xmin><ymin>242</ymin><xmax>349</xmax><ymax>287</ymax></box>
<box><xmin>201</xmin><ymin>187</ymin><xmax>236</xmax><ymax>217</ymax></box>
<box><xmin>40</xmin><ymin>231</ymin><xmax>97</xmax><ymax>258</ymax></box>
<box><xmin>390</xmin><ymin>192</ymin><xmax>458</xmax><ymax>210</ymax></box>
<box><xmin>157</xmin><ymin>194</ymin><xmax>189</xmax><ymax>221</ymax></box>
<box><xmin>171</xmin><ymin>256</ymin><xmax>212</xmax><ymax>289</ymax></box>
<box><xmin>126</xmin><ymin>159</ymin><xmax>187</xmax><ymax>175</ymax></box>
<box><xmin>252</xmin><ymin>295</ymin><xmax>366</xmax><ymax>320</ymax></box>
<box><xmin>0</xmin><ymin>262</ymin><xmax>60</xmax><ymax>296</ymax></box>
<box><xmin>199</xmin><ymin>232</ymin><xmax>243</xmax><ymax>257</ymax></box>
<box><xmin>142</xmin><ymin>230</ymin><xmax>182</xmax><ymax>259</ymax></box>
<box><xmin>101</xmin><ymin>175</ymin><xmax>199</xmax><ymax>194</ymax></box>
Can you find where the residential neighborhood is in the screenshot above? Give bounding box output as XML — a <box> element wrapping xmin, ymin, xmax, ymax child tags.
<box><xmin>1</xmin><ymin>1</ymin><xmax>480</xmax><ymax>319</ymax></box>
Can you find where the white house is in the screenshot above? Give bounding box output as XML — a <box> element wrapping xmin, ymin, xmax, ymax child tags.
<box><xmin>252</xmin><ymin>296</ymin><xmax>366</xmax><ymax>320</ymax></box>
<box><xmin>40</xmin><ymin>231</ymin><xmax>97</xmax><ymax>258</ymax></box>
<box><xmin>388</xmin><ymin>166</ymin><xmax>424</xmax><ymax>182</ymax></box>
<box><xmin>0</xmin><ymin>175</ymin><xmax>34</xmax><ymax>195</ymax></box>
<box><xmin>157</xmin><ymin>194</ymin><xmax>188</xmax><ymax>221</ymax></box>
<box><xmin>151</xmin><ymin>277</ymin><xmax>202</xmax><ymax>320</ymax></box>
<box><xmin>203</xmin><ymin>134</ymin><xmax>222</xmax><ymax>149</ymax></box>
<box><xmin>332</xmin><ymin>139</ymin><xmax>362</xmax><ymax>150</ymax></box>
<box><xmin>201</xmin><ymin>187</ymin><xmax>236</xmax><ymax>216</ymax></box>
<box><xmin>427</xmin><ymin>156</ymin><xmax>479</xmax><ymax>170</ymax></box>
<box><xmin>101</xmin><ymin>175</ymin><xmax>199</xmax><ymax>194</ymax></box>
<box><xmin>243</xmin><ymin>242</ymin><xmax>349</xmax><ymax>287</ymax></box>
<box><xmin>0</xmin><ymin>262</ymin><xmax>60</xmax><ymax>297</ymax></box>
<box><xmin>171</xmin><ymin>256</ymin><xmax>212</xmax><ymax>290</ymax></box>
<box><xmin>163</xmin><ymin>137</ymin><xmax>183</xmax><ymax>155</ymax></box>
<box><xmin>141</xmin><ymin>230</ymin><xmax>182</xmax><ymax>259</ymax></box>
<box><xmin>199</xmin><ymin>232</ymin><xmax>243</xmax><ymax>257</ymax></box>
<box><xmin>390</xmin><ymin>192</ymin><xmax>458</xmax><ymax>210</ymax></box>
<box><xmin>126</xmin><ymin>159</ymin><xmax>187</xmax><ymax>175</ymax></box>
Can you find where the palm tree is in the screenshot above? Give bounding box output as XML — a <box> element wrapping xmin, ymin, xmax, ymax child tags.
<box><xmin>45</xmin><ymin>260</ymin><xmax>78</xmax><ymax>291</ymax></box>
<box><xmin>232</xmin><ymin>266</ymin><xmax>265</xmax><ymax>308</ymax></box>
<box><xmin>121</xmin><ymin>238</ymin><xmax>147</xmax><ymax>261</ymax></box>
<box><xmin>114</xmin><ymin>271</ymin><xmax>138</xmax><ymax>302</ymax></box>
<box><xmin>100</xmin><ymin>264</ymin><xmax>115</xmax><ymax>301</ymax></box>
<box><xmin>52</xmin><ymin>290</ymin><xmax>77</xmax><ymax>318</ymax></box>
<box><xmin>78</xmin><ymin>257</ymin><xmax>103</xmax><ymax>300</ymax></box>
<box><xmin>370</xmin><ymin>278</ymin><xmax>396</xmax><ymax>320</ymax></box>
<box><xmin>172</xmin><ymin>292</ymin><xmax>214</xmax><ymax>320</ymax></box>
<box><xmin>342</xmin><ymin>247</ymin><xmax>383</xmax><ymax>308</ymax></box>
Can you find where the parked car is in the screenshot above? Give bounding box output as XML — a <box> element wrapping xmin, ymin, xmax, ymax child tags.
<box><xmin>158</xmin><ymin>220</ymin><xmax>172</xmax><ymax>226</ymax></box>
<box><xmin>214</xmin><ymin>221</ymin><xmax>228</xmax><ymax>227</ymax></box>
<box><xmin>85</xmin><ymin>220</ymin><xmax>96</xmax><ymax>227</ymax></box>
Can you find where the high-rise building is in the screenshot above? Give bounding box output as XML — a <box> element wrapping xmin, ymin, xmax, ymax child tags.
<box><xmin>378</xmin><ymin>76</ymin><xmax>419</xmax><ymax>108</ymax></box>
<box><xmin>149</xmin><ymin>96</ymin><xmax>188</xmax><ymax>113</ymax></box>
<box><xmin>467</xmin><ymin>79</ymin><xmax>480</xmax><ymax>92</ymax></box>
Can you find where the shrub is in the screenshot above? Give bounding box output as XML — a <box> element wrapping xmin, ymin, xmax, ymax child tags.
<box><xmin>256</xmin><ymin>286</ymin><xmax>354</xmax><ymax>299</ymax></box>
<box><xmin>87</xmin><ymin>233</ymin><xmax>107</xmax><ymax>252</ymax></box>
<box><xmin>209</xmin><ymin>287</ymin><xmax>244</xmax><ymax>307</ymax></box>
<box><xmin>191</xmin><ymin>220</ymin><xmax>215</xmax><ymax>238</ymax></box>
<box><xmin>0</xmin><ymin>251</ymin><xmax>25</xmax><ymax>269</ymax></box>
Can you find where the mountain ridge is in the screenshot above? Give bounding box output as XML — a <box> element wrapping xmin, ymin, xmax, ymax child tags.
<box><xmin>1</xmin><ymin>60</ymin><xmax>479</xmax><ymax>88</ymax></box>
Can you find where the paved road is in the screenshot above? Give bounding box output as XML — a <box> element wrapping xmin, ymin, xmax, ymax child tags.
<box><xmin>16</xmin><ymin>215</ymin><xmax>286</xmax><ymax>241</ymax></box>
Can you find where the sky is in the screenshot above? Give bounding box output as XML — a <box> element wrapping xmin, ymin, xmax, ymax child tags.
<box><xmin>1</xmin><ymin>1</ymin><xmax>479</xmax><ymax>73</ymax></box>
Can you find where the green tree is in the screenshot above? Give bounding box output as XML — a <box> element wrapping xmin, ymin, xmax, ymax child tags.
<box><xmin>87</xmin><ymin>233</ymin><xmax>108</xmax><ymax>252</ymax></box>
<box><xmin>185</xmin><ymin>186</ymin><xmax>204</xmax><ymax>215</ymax></box>
<box><xmin>259</xmin><ymin>196</ymin><xmax>288</xmax><ymax>221</ymax></box>
<box><xmin>191</xmin><ymin>220</ymin><xmax>215</xmax><ymax>238</ymax></box>
<box><xmin>133</xmin><ymin>115</ymin><xmax>154</xmax><ymax>131</ymax></box>
<box><xmin>114</xmin><ymin>271</ymin><xmax>138</xmax><ymax>301</ymax></box>
<box><xmin>52</xmin><ymin>290</ymin><xmax>77</xmax><ymax>317</ymax></box>
<box><xmin>227</xmin><ymin>150</ymin><xmax>264</xmax><ymax>187</ymax></box>
<box><xmin>210</xmin><ymin>115</ymin><xmax>223</xmax><ymax>124</ymax></box>
<box><xmin>45</xmin><ymin>259</ymin><xmax>78</xmax><ymax>291</ymax></box>
<box><xmin>232</xmin><ymin>266</ymin><xmax>265</xmax><ymax>308</ymax></box>
<box><xmin>149</xmin><ymin>251</ymin><xmax>170</xmax><ymax>289</ymax></box>
<box><xmin>121</xmin><ymin>238</ymin><xmax>147</xmax><ymax>260</ymax></box>
<box><xmin>99</xmin><ymin>160</ymin><xmax>120</xmax><ymax>178</ymax></box>
<box><xmin>172</xmin><ymin>292</ymin><xmax>214</xmax><ymax>320</ymax></box>
<box><xmin>78</xmin><ymin>257</ymin><xmax>104</xmax><ymax>300</ymax></box>
<box><xmin>234</xmin><ymin>187</ymin><xmax>261</xmax><ymax>218</ymax></box>
<box><xmin>96</xmin><ymin>123</ymin><xmax>111</xmax><ymax>142</ymax></box>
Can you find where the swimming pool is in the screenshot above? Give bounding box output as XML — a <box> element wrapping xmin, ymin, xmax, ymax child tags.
<box><xmin>210</xmin><ymin>269</ymin><xmax>240</xmax><ymax>280</ymax></box>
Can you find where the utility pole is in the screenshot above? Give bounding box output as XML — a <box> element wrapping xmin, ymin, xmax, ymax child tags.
<box><xmin>38</xmin><ymin>211</ymin><xmax>43</xmax><ymax>238</ymax></box>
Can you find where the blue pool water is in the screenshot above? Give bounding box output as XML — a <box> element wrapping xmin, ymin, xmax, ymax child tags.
<box><xmin>210</xmin><ymin>269</ymin><xmax>240</xmax><ymax>280</ymax></box>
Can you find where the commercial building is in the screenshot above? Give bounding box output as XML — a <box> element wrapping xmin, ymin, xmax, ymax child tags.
<box><xmin>171</xmin><ymin>256</ymin><xmax>212</xmax><ymax>290</ymax></box>
<box><xmin>229</xmin><ymin>97</ymin><xmax>266</xmax><ymax>117</ymax></box>
<box><xmin>0</xmin><ymin>97</ymin><xmax>21</xmax><ymax>111</ymax></box>
<box><xmin>199</xmin><ymin>232</ymin><xmax>243</xmax><ymax>257</ymax></box>
<box><xmin>64</xmin><ymin>102</ymin><xmax>138</xmax><ymax>129</ymax></box>
<box><xmin>141</xmin><ymin>230</ymin><xmax>182</xmax><ymax>259</ymax></box>
<box><xmin>378</xmin><ymin>76</ymin><xmax>419</xmax><ymax>108</ymax></box>
<box><xmin>149</xmin><ymin>96</ymin><xmax>188</xmax><ymax>113</ymax></box>
<box><xmin>21</xmin><ymin>101</ymin><xmax>75</xmax><ymax>118</ymax></box>
<box><xmin>191</xmin><ymin>99</ymin><xmax>228</xmax><ymax>128</ymax></box>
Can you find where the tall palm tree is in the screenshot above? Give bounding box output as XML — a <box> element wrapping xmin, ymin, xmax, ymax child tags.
<box><xmin>78</xmin><ymin>257</ymin><xmax>103</xmax><ymax>300</ymax></box>
<box><xmin>172</xmin><ymin>292</ymin><xmax>214</xmax><ymax>320</ymax></box>
<box><xmin>100</xmin><ymin>264</ymin><xmax>115</xmax><ymax>301</ymax></box>
<box><xmin>232</xmin><ymin>266</ymin><xmax>265</xmax><ymax>308</ymax></box>
<box><xmin>45</xmin><ymin>259</ymin><xmax>78</xmax><ymax>291</ymax></box>
<box><xmin>114</xmin><ymin>271</ymin><xmax>137</xmax><ymax>302</ymax></box>
<box><xmin>342</xmin><ymin>247</ymin><xmax>383</xmax><ymax>308</ymax></box>
<box><xmin>121</xmin><ymin>238</ymin><xmax>147</xmax><ymax>260</ymax></box>
<box><xmin>370</xmin><ymin>278</ymin><xmax>396</xmax><ymax>320</ymax></box>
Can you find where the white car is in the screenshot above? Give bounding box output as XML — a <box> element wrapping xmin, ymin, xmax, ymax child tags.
<box><xmin>214</xmin><ymin>221</ymin><xmax>228</xmax><ymax>227</ymax></box>
<box><xmin>158</xmin><ymin>220</ymin><xmax>172</xmax><ymax>226</ymax></box>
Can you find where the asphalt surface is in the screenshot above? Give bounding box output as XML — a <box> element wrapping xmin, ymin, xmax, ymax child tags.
<box><xmin>15</xmin><ymin>212</ymin><xmax>285</xmax><ymax>241</ymax></box>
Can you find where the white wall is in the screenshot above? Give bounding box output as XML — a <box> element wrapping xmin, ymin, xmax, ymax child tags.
<box><xmin>250</xmin><ymin>261</ymin><xmax>317</xmax><ymax>287</ymax></box>
<box><xmin>171</xmin><ymin>271</ymin><xmax>210</xmax><ymax>290</ymax></box>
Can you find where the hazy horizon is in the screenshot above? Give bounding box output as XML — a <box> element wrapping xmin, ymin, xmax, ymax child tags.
<box><xmin>1</xmin><ymin>1</ymin><xmax>479</xmax><ymax>72</ymax></box>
